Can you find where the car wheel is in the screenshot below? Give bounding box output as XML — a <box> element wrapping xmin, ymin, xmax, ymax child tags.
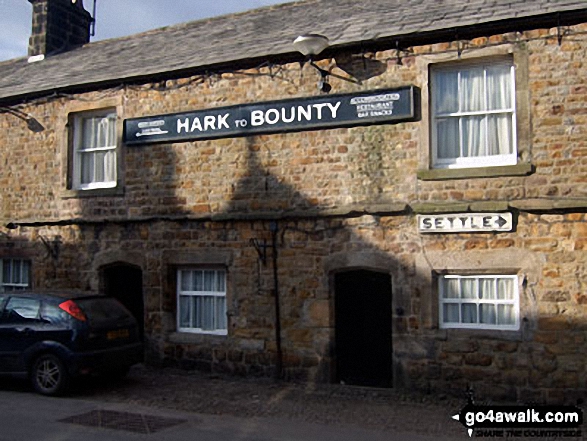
<box><xmin>31</xmin><ymin>354</ymin><xmax>69</xmax><ymax>396</ymax></box>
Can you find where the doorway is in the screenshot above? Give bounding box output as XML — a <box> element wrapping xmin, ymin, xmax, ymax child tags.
<box><xmin>102</xmin><ymin>263</ymin><xmax>144</xmax><ymax>340</ymax></box>
<box><xmin>334</xmin><ymin>269</ymin><xmax>392</xmax><ymax>387</ymax></box>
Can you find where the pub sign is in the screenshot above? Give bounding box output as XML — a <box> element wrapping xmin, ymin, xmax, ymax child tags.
<box><xmin>124</xmin><ymin>86</ymin><xmax>420</xmax><ymax>145</ymax></box>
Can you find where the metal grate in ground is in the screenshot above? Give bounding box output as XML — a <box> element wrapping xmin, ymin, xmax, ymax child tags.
<box><xmin>59</xmin><ymin>409</ymin><xmax>187</xmax><ymax>434</ymax></box>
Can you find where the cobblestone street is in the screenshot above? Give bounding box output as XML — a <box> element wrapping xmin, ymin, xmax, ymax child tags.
<box><xmin>81</xmin><ymin>365</ymin><xmax>470</xmax><ymax>439</ymax></box>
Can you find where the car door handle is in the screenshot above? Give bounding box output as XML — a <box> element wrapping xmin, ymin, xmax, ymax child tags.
<box><xmin>15</xmin><ymin>327</ymin><xmax>32</xmax><ymax>334</ymax></box>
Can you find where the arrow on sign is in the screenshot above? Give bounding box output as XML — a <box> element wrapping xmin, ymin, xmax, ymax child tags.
<box><xmin>496</xmin><ymin>216</ymin><xmax>508</xmax><ymax>228</ymax></box>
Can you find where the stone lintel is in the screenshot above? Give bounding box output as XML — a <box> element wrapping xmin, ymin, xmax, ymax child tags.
<box><xmin>469</xmin><ymin>201</ymin><xmax>511</xmax><ymax>211</ymax></box>
<box><xmin>509</xmin><ymin>198</ymin><xmax>587</xmax><ymax>211</ymax></box>
<box><xmin>5</xmin><ymin>199</ymin><xmax>587</xmax><ymax>228</ymax></box>
<box><xmin>411</xmin><ymin>202</ymin><xmax>471</xmax><ymax>214</ymax></box>
<box><xmin>412</xmin><ymin>198</ymin><xmax>587</xmax><ymax>214</ymax></box>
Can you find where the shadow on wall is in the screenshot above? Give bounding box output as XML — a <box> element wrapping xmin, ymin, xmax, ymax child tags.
<box><xmin>227</xmin><ymin>138</ymin><xmax>317</xmax><ymax>214</ymax></box>
<box><xmin>0</xmin><ymin>231</ymin><xmax>91</xmax><ymax>291</ymax></box>
<box><xmin>211</xmin><ymin>134</ymin><xmax>424</xmax><ymax>389</ymax></box>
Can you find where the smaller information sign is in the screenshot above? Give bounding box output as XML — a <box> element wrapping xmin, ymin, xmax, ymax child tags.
<box><xmin>418</xmin><ymin>213</ymin><xmax>513</xmax><ymax>233</ymax></box>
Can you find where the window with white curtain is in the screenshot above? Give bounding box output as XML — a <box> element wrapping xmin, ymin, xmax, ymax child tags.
<box><xmin>0</xmin><ymin>259</ymin><xmax>31</xmax><ymax>292</ymax></box>
<box><xmin>431</xmin><ymin>58</ymin><xmax>517</xmax><ymax>169</ymax></box>
<box><xmin>72</xmin><ymin>109</ymin><xmax>117</xmax><ymax>190</ymax></box>
<box><xmin>177</xmin><ymin>268</ymin><xmax>227</xmax><ymax>335</ymax></box>
<box><xmin>439</xmin><ymin>274</ymin><xmax>519</xmax><ymax>330</ymax></box>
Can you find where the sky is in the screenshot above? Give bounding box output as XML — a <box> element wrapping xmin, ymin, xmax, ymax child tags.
<box><xmin>0</xmin><ymin>0</ymin><xmax>293</xmax><ymax>62</ymax></box>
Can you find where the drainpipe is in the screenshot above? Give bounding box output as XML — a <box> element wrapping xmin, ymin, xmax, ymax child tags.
<box><xmin>270</xmin><ymin>221</ymin><xmax>283</xmax><ymax>379</ymax></box>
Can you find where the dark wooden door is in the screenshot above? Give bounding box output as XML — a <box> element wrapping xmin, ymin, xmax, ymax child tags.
<box><xmin>335</xmin><ymin>270</ymin><xmax>392</xmax><ymax>387</ymax></box>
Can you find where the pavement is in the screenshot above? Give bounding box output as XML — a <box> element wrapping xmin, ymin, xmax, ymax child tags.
<box><xmin>87</xmin><ymin>365</ymin><xmax>469</xmax><ymax>436</ymax></box>
<box><xmin>0</xmin><ymin>389</ymin><xmax>467</xmax><ymax>441</ymax></box>
<box><xmin>1</xmin><ymin>365</ymin><xmax>564</xmax><ymax>441</ymax></box>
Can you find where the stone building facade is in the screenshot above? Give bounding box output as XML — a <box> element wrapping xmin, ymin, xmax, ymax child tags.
<box><xmin>0</xmin><ymin>0</ymin><xmax>586</xmax><ymax>403</ymax></box>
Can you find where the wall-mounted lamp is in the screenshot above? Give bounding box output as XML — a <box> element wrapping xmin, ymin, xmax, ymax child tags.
<box><xmin>0</xmin><ymin>106</ymin><xmax>45</xmax><ymax>133</ymax></box>
<box><xmin>293</xmin><ymin>33</ymin><xmax>360</xmax><ymax>93</ymax></box>
<box><xmin>294</xmin><ymin>34</ymin><xmax>332</xmax><ymax>93</ymax></box>
<box><xmin>1</xmin><ymin>223</ymin><xmax>17</xmax><ymax>239</ymax></box>
<box><xmin>293</xmin><ymin>34</ymin><xmax>330</xmax><ymax>58</ymax></box>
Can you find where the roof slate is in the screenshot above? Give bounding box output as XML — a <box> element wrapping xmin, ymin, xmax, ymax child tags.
<box><xmin>0</xmin><ymin>0</ymin><xmax>586</xmax><ymax>102</ymax></box>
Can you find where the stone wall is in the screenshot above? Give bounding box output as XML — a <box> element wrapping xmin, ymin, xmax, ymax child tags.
<box><xmin>3</xmin><ymin>24</ymin><xmax>587</xmax><ymax>222</ymax></box>
<box><xmin>0</xmin><ymin>22</ymin><xmax>586</xmax><ymax>402</ymax></box>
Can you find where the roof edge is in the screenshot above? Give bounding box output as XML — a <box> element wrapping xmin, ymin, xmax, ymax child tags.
<box><xmin>1</xmin><ymin>7</ymin><xmax>587</xmax><ymax>105</ymax></box>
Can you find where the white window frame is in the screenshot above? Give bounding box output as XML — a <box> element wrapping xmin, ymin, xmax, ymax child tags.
<box><xmin>72</xmin><ymin>109</ymin><xmax>117</xmax><ymax>190</ymax></box>
<box><xmin>439</xmin><ymin>274</ymin><xmax>519</xmax><ymax>331</ymax></box>
<box><xmin>430</xmin><ymin>57</ymin><xmax>517</xmax><ymax>169</ymax></box>
<box><xmin>177</xmin><ymin>268</ymin><xmax>227</xmax><ymax>335</ymax></box>
<box><xmin>0</xmin><ymin>258</ymin><xmax>31</xmax><ymax>292</ymax></box>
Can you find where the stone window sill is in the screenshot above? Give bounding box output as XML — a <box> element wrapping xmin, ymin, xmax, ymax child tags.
<box><xmin>168</xmin><ymin>332</ymin><xmax>228</xmax><ymax>345</ymax></box>
<box><xmin>61</xmin><ymin>186</ymin><xmax>125</xmax><ymax>199</ymax></box>
<box><xmin>417</xmin><ymin>163</ymin><xmax>534</xmax><ymax>181</ymax></box>
<box><xmin>437</xmin><ymin>327</ymin><xmax>524</xmax><ymax>342</ymax></box>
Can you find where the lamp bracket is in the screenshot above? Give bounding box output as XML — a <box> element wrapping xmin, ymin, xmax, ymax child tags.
<box><xmin>308</xmin><ymin>61</ymin><xmax>361</xmax><ymax>87</ymax></box>
<box><xmin>39</xmin><ymin>235</ymin><xmax>61</xmax><ymax>260</ymax></box>
<box><xmin>250</xmin><ymin>238</ymin><xmax>269</xmax><ymax>266</ymax></box>
<box><xmin>0</xmin><ymin>106</ymin><xmax>45</xmax><ymax>132</ymax></box>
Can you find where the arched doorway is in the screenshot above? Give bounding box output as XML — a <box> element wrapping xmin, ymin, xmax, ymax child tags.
<box><xmin>102</xmin><ymin>263</ymin><xmax>145</xmax><ymax>340</ymax></box>
<box><xmin>334</xmin><ymin>269</ymin><xmax>392</xmax><ymax>387</ymax></box>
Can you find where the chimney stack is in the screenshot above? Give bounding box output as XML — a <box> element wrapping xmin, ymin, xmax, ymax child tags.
<box><xmin>28</xmin><ymin>0</ymin><xmax>93</xmax><ymax>58</ymax></box>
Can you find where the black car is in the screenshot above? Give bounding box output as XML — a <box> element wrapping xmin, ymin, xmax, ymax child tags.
<box><xmin>0</xmin><ymin>291</ymin><xmax>143</xmax><ymax>396</ymax></box>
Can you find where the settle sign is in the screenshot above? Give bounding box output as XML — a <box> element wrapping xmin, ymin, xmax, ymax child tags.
<box><xmin>418</xmin><ymin>213</ymin><xmax>514</xmax><ymax>233</ymax></box>
<box><xmin>124</xmin><ymin>86</ymin><xmax>419</xmax><ymax>145</ymax></box>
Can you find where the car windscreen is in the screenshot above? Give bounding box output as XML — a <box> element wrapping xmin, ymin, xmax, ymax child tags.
<box><xmin>75</xmin><ymin>297</ymin><xmax>133</xmax><ymax>323</ymax></box>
